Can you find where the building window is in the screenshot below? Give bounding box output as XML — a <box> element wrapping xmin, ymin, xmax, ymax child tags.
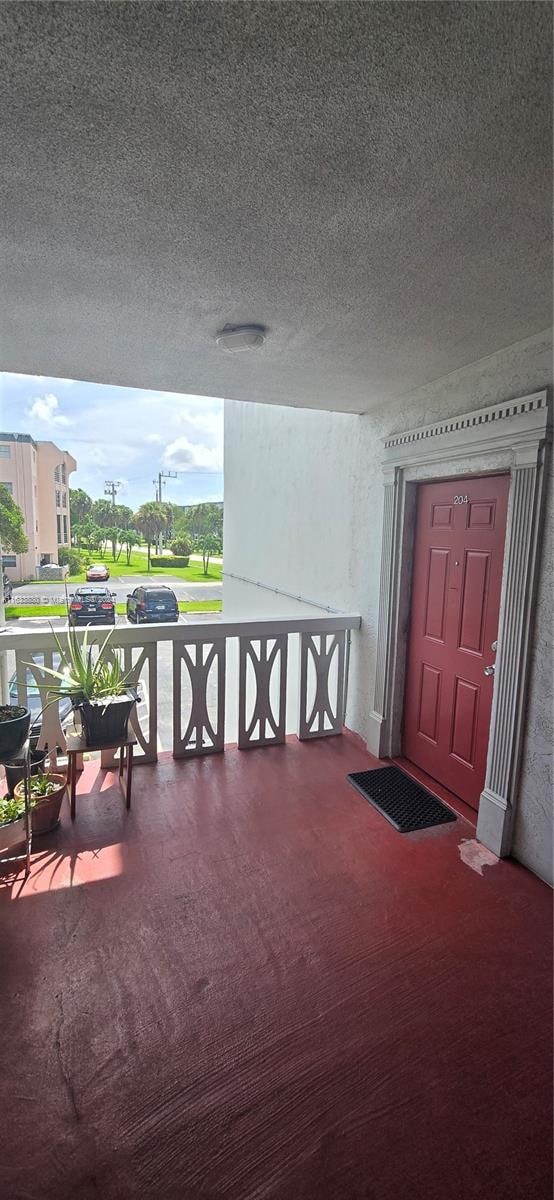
<box><xmin>55</xmin><ymin>489</ymin><xmax>61</xmax><ymax>507</ymax></box>
<box><xmin>2</xmin><ymin>555</ymin><xmax>16</xmax><ymax>567</ymax></box>
<box><xmin>62</xmin><ymin>491</ymin><xmax>67</xmax><ymax>507</ymax></box>
<box><xmin>57</xmin><ymin>514</ymin><xmax>62</xmax><ymax>544</ymax></box>
<box><xmin>0</xmin><ymin>445</ymin><xmax>10</xmax><ymax>458</ymax></box>
<box><xmin>54</xmin><ymin>466</ymin><xmax>60</xmax><ymax>482</ymax></box>
<box><xmin>63</xmin><ymin>515</ymin><xmax>68</xmax><ymax>544</ymax></box>
<box><xmin>61</xmin><ymin>464</ymin><xmax>66</xmax><ymax>483</ymax></box>
<box><xmin>1</xmin><ymin>481</ymin><xmax>13</xmax><ymax>494</ymax></box>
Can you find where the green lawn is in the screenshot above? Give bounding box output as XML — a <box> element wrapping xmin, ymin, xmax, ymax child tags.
<box><xmin>6</xmin><ymin>600</ymin><xmax>222</xmax><ymax>620</ymax></box>
<box><xmin>66</xmin><ymin>551</ymin><xmax>223</xmax><ymax>584</ymax></box>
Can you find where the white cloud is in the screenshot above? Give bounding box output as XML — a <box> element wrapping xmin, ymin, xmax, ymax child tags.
<box><xmin>176</xmin><ymin>408</ymin><xmax>222</xmax><ymax>443</ymax></box>
<box><xmin>163</xmin><ymin>436</ymin><xmax>223</xmax><ymax>473</ymax></box>
<box><xmin>27</xmin><ymin>392</ymin><xmax>71</xmax><ymax>425</ymax></box>
<box><xmin>145</xmin><ymin>433</ymin><xmax>164</xmax><ymax>444</ymax></box>
<box><xmin>86</xmin><ymin>443</ymin><xmax>141</xmax><ymax>469</ymax></box>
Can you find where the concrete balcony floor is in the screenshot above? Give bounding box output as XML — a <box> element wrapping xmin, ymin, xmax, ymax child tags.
<box><xmin>0</xmin><ymin>735</ymin><xmax>551</xmax><ymax>1199</ymax></box>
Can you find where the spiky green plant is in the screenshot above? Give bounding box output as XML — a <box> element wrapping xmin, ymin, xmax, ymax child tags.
<box><xmin>26</xmin><ymin>625</ymin><xmax>133</xmax><ymax>706</ymax></box>
<box><xmin>0</xmin><ymin>795</ymin><xmax>25</xmax><ymax>826</ymax></box>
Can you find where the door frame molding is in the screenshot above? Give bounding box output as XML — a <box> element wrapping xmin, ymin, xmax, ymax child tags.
<box><xmin>367</xmin><ymin>389</ymin><xmax>550</xmax><ymax>856</ymax></box>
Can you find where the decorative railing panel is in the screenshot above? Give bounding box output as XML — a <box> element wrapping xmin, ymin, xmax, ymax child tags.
<box><xmin>238</xmin><ymin>634</ymin><xmax>288</xmax><ymax>749</ymax></box>
<box><xmin>0</xmin><ymin>614</ymin><xmax>360</xmax><ymax>767</ymax></box>
<box><xmin>298</xmin><ymin>630</ymin><xmax>346</xmax><ymax>739</ymax></box>
<box><xmin>173</xmin><ymin>638</ymin><xmax>226</xmax><ymax>758</ymax></box>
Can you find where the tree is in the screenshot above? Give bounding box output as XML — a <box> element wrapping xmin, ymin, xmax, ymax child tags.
<box><xmin>0</xmin><ymin>487</ymin><xmax>28</xmax><ymax>684</ymax></box>
<box><xmin>0</xmin><ymin>485</ymin><xmax>28</xmax><ymax>559</ymax></box>
<box><xmin>105</xmin><ymin>526</ymin><xmax>120</xmax><ymax>561</ymax></box>
<box><xmin>69</xmin><ymin>487</ymin><xmax>92</xmax><ymax>528</ymax></box>
<box><xmin>170</xmin><ymin>536</ymin><xmax>192</xmax><ymax>558</ymax></box>
<box><xmin>73</xmin><ymin>518</ymin><xmax>102</xmax><ymax>554</ymax></box>
<box><xmin>135</xmin><ymin>502</ymin><xmax>172</xmax><ymax>571</ymax></box>
<box><xmin>120</xmin><ymin>529</ymin><xmax>139</xmax><ymax>566</ymax></box>
<box><xmin>91</xmin><ymin>498</ymin><xmax>115</xmax><ymax>529</ymax></box>
<box><xmin>196</xmin><ymin>532</ymin><xmax>221</xmax><ymax>576</ymax></box>
<box><xmin>113</xmin><ymin>504</ymin><xmax>134</xmax><ymax>531</ymax></box>
<box><xmin>173</xmin><ymin>502</ymin><xmax>223</xmax><ymax>544</ymax></box>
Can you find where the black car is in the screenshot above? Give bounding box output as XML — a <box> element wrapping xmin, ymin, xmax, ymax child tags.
<box><xmin>126</xmin><ymin>586</ymin><xmax>179</xmax><ymax>624</ymax></box>
<box><xmin>69</xmin><ymin>586</ymin><xmax>116</xmax><ymax>626</ymax></box>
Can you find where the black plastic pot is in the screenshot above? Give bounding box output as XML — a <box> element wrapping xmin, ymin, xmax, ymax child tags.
<box><xmin>76</xmin><ymin>690</ymin><xmax>138</xmax><ymax>747</ymax></box>
<box><xmin>4</xmin><ymin>748</ymin><xmax>48</xmax><ymax>797</ymax></box>
<box><xmin>0</xmin><ymin>706</ymin><xmax>31</xmax><ymax>764</ymax></box>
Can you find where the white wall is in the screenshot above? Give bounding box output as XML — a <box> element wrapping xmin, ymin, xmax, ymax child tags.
<box><xmin>224</xmin><ymin>329</ymin><xmax>553</xmax><ymax>883</ymax></box>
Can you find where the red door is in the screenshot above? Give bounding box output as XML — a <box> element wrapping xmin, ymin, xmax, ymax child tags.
<box><xmin>403</xmin><ymin>475</ymin><xmax>509</xmax><ymax>809</ymax></box>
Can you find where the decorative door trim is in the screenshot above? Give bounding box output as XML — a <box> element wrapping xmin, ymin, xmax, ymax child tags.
<box><xmin>368</xmin><ymin>390</ymin><xmax>550</xmax><ymax>856</ymax></box>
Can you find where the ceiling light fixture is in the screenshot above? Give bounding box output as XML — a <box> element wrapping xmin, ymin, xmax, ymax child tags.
<box><xmin>216</xmin><ymin>324</ymin><xmax>266</xmax><ymax>353</ymax></box>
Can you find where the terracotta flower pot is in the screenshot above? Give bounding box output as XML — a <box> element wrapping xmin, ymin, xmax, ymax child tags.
<box><xmin>14</xmin><ymin>773</ymin><xmax>67</xmax><ymax>836</ymax></box>
<box><xmin>0</xmin><ymin>814</ymin><xmax>26</xmax><ymax>858</ymax></box>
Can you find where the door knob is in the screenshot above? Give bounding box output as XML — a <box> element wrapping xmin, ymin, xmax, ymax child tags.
<box><xmin>484</xmin><ymin>664</ymin><xmax>495</xmax><ymax>676</ymax></box>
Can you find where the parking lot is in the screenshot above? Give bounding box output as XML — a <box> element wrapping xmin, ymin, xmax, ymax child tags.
<box><xmin>11</xmin><ymin>576</ymin><xmax>222</xmax><ymax>606</ymax></box>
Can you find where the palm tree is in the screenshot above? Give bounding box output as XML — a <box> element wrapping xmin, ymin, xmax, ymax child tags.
<box><xmin>134</xmin><ymin>503</ymin><xmax>172</xmax><ymax>571</ymax></box>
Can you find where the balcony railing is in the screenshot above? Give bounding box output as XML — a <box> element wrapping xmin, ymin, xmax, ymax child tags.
<box><xmin>0</xmin><ymin>615</ymin><xmax>361</xmax><ymax>766</ymax></box>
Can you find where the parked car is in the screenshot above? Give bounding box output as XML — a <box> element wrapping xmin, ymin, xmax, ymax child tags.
<box><xmin>86</xmin><ymin>563</ymin><xmax>110</xmax><ymax>582</ymax></box>
<box><xmin>3</xmin><ymin>574</ymin><xmax>12</xmax><ymax>603</ymax></box>
<box><xmin>68</xmin><ymin>586</ymin><xmax>116</xmax><ymax>626</ymax></box>
<box><xmin>126</xmin><ymin>586</ymin><xmax>179</xmax><ymax>624</ymax></box>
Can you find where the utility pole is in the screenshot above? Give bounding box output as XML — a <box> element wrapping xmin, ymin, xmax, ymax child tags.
<box><xmin>154</xmin><ymin>470</ymin><xmax>177</xmax><ymax>552</ymax></box>
<box><xmin>104</xmin><ymin>480</ymin><xmax>122</xmax><ymax>508</ymax></box>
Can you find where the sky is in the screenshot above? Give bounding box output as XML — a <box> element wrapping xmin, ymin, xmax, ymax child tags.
<box><xmin>0</xmin><ymin>373</ymin><xmax>224</xmax><ymax>511</ymax></box>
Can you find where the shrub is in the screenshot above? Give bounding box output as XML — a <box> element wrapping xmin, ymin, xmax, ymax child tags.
<box><xmin>150</xmin><ymin>556</ymin><xmax>189</xmax><ymax>568</ymax></box>
<box><xmin>58</xmin><ymin>547</ymin><xmax>82</xmax><ymax>574</ymax></box>
<box><xmin>170</xmin><ymin>537</ymin><xmax>193</xmax><ymax>557</ymax></box>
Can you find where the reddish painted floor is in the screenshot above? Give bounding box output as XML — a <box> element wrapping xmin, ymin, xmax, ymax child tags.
<box><xmin>0</xmin><ymin>736</ymin><xmax>552</xmax><ymax>1200</ymax></box>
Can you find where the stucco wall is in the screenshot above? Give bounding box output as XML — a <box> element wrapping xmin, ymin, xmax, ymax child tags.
<box><xmin>224</xmin><ymin>329</ymin><xmax>553</xmax><ymax>883</ymax></box>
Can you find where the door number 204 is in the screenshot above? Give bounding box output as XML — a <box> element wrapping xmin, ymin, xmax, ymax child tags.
<box><xmin>453</xmin><ymin>494</ymin><xmax>469</xmax><ymax>504</ymax></box>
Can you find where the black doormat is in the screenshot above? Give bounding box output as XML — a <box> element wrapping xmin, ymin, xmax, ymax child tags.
<box><xmin>347</xmin><ymin>765</ymin><xmax>457</xmax><ymax>833</ymax></box>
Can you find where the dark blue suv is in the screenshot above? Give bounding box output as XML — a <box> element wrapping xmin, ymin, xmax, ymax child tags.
<box><xmin>126</xmin><ymin>586</ymin><xmax>179</xmax><ymax>624</ymax></box>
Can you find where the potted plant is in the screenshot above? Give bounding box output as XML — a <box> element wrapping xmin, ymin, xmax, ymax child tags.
<box><xmin>4</xmin><ymin>746</ymin><xmax>48</xmax><ymax>797</ymax></box>
<box><xmin>0</xmin><ymin>793</ymin><xmax>27</xmax><ymax>857</ymax></box>
<box><xmin>30</xmin><ymin>626</ymin><xmax>137</xmax><ymax>748</ymax></box>
<box><xmin>14</xmin><ymin>772</ymin><xmax>67</xmax><ymax>835</ymax></box>
<box><xmin>0</xmin><ymin>705</ymin><xmax>31</xmax><ymax>763</ymax></box>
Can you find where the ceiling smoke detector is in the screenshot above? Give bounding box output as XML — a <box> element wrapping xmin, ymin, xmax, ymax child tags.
<box><xmin>216</xmin><ymin>324</ymin><xmax>266</xmax><ymax>353</ymax></box>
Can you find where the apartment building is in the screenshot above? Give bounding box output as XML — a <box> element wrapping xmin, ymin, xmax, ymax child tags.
<box><xmin>0</xmin><ymin>433</ymin><xmax>77</xmax><ymax>579</ymax></box>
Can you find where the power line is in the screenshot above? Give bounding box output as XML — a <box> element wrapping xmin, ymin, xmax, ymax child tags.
<box><xmin>104</xmin><ymin>479</ymin><xmax>122</xmax><ymax>507</ymax></box>
<box><xmin>153</xmin><ymin>470</ymin><xmax>178</xmax><ymax>502</ymax></box>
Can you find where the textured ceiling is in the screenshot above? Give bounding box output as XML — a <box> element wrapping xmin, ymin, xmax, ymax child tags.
<box><xmin>0</xmin><ymin>1</ymin><xmax>551</xmax><ymax>412</ymax></box>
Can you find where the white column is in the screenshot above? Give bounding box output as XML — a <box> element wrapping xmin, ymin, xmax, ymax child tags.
<box><xmin>477</xmin><ymin>455</ymin><xmax>544</xmax><ymax>856</ymax></box>
<box><xmin>367</xmin><ymin>468</ymin><xmax>398</xmax><ymax>757</ymax></box>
